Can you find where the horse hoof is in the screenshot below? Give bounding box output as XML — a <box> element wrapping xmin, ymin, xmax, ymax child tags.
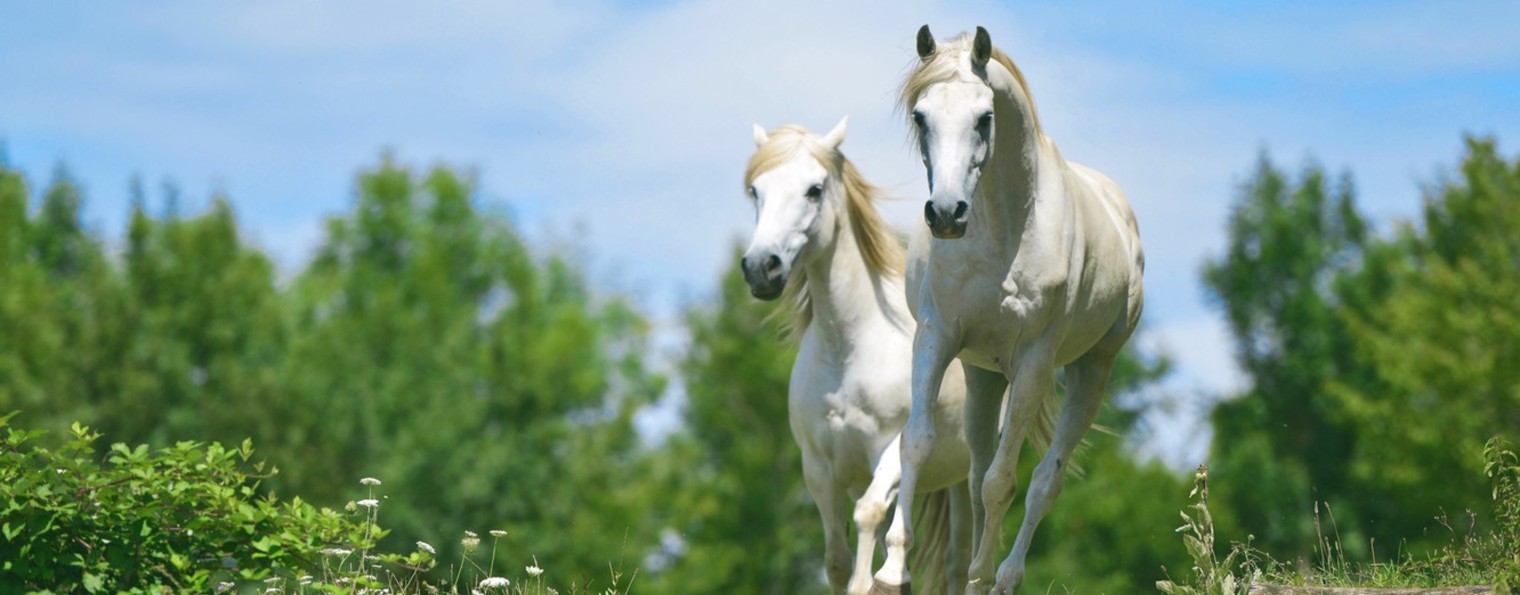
<box><xmin>869</xmin><ymin>578</ymin><xmax>911</xmax><ymax>595</ymax></box>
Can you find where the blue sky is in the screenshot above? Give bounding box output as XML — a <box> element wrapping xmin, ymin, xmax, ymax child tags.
<box><xmin>4</xmin><ymin>0</ymin><xmax>1519</xmax><ymax>464</ymax></box>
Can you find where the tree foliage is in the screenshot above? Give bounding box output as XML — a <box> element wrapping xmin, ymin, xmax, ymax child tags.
<box><xmin>641</xmin><ymin>248</ymin><xmax>824</xmax><ymax>595</ymax></box>
<box><xmin>1203</xmin><ymin>137</ymin><xmax>1520</xmax><ymax>560</ymax></box>
<box><xmin>0</xmin><ymin>154</ymin><xmax>666</xmax><ymax>588</ymax></box>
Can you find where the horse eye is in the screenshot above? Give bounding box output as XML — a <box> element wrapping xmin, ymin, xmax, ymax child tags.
<box><xmin>806</xmin><ymin>184</ymin><xmax>824</xmax><ymax>201</ymax></box>
<box><xmin>977</xmin><ymin>112</ymin><xmax>993</xmax><ymax>130</ymax></box>
<box><xmin>912</xmin><ymin>111</ymin><xmax>927</xmax><ymax>129</ymax></box>
<box><xmin>748</xmin><ymin>185</ymin><xmax>758</xmax><ymax>199</ymax></box>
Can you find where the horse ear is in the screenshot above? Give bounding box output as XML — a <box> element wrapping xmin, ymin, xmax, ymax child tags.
<box><xmin>916</xmin><ymin>24</ymin><xmax>936</xmax><ymax>60</ymax></box>
<box><xmin>752</xmin><ymin>124</ymin><xmax>769</xmax><ymax>147</ymax></box>
<box><xmin>820</xmin><ymin>116</ymin><xmax>848</xmax><ymax>151</ymax></box>
<box><xmin>972</xmin><ymin>26</ymin><xmax>992</xmax><ymax>68</ymax></box>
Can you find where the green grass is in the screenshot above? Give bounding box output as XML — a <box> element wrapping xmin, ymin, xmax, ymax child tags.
<box><xmin>1158</xmin><ymin>437</ymin><xmax>1520</xmax><ymax>594</ymax></box>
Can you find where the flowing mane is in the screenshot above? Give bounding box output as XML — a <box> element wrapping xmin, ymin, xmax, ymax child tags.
<box><xmin>897</xmin><ymin>32</ymin><xmax>1042</xmax><ymax>135</ymax></box>
<box><xmin>743</xmin><ymin>125</ymin><xmax>905</xmax><ymax>338</ymax></box>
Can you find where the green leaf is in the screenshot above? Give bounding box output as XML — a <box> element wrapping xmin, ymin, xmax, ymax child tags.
<box><xmin>81</xmin><ymin>572</ymin><xmax>103</xmax><ymax>593</ymax></box>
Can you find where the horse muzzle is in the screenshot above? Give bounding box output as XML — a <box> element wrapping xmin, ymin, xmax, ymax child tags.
<box><xmin>740</xmin><ymin>252</ymin><xmax>787</xmax><ymax>300</ymax></box>
<box><xmin>924</xmin><ymin>199</ymin><xmax>969</xmax><ymax>239</ymax></box>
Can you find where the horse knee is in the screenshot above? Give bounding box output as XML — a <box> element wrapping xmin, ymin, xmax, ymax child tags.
<box><xmin>854</xmin><ymin>496</ymin><xmax>889</xmax><ymax>531</ymax></box>
<box><xmin>980</xmin><ymin>467</ymin><xmax>1018</xmax><ymax>507</ymax></box>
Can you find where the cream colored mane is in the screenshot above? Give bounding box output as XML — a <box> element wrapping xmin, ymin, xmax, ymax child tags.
<box><xmin>743</xmin><ymin>125</ymin><xmax>905</xmax><ymax>338</ymax></box>
<box><xmin>897</xmin><ymin>32</ymin><xmax>1042</xmax><ymax>134</ymax></box>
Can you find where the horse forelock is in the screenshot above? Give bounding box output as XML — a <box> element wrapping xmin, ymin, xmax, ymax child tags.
<box><xmin>744</xmin><ymin>126</ymin><xmax>905</xmax><ymax>341</ymax></box>
<box><xmin>898</xmin><ymin>32</ymin><xmax>1042</xmax><ymax>135</ymax></box>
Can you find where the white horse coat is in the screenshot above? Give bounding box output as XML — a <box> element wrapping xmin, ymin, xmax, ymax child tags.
<box><xmin>890</xmin><ymin>26</ymin><xmax>1145</xmax><ymax>595</ymax></box>
<box><xmin>741</xmin><ymin>121</ymin><xmax>980</xmax><ymax>595</ymax></box>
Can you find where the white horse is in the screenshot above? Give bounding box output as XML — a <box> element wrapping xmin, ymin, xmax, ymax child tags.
<box><xmin>741</xmin><ymin>120</ymin><xmax>981</xmax><ymax>595</ymax></box>
<box><xmin>890</xmin><ymin>26</ymin><xmax>1145</xmax><ymax>594</ymax></box>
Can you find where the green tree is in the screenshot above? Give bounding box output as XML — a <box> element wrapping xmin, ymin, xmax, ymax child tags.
<box><xmin>80</xmin><ymin>196</ymin><xmax>289</xmax><ymax>449</ymax></box>
<box><xmin>1335</xmin><ymin>137</ymin><xmax>1520</xmax><ymax>536</ymax></box>
<box><xmin>643</xmin><ymin>247</ymin><xmax>821</xmax><ymax>595</ymax></box>
<box><xmin>0</xmin><ymin>166</ymin><xmax>120</xmax><ymax>432</ymax></box>
<box><xmin>273</xmin><ymin>155</ymin><xmax>665</xmax><ymax>585</ymax></box>
<box><xmin>1202</xmin><ymin>155</ymin><xmax>1372</xmax><ymax>556</ymax></box>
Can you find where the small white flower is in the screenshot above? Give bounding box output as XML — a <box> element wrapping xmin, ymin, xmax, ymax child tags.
<box><xmin>264</xmin><ymin>588</ymin><xmax>281</xmax><ymax>594</ymax></box>
<box><xmin>526</xmin><ymin>564</ymin><xmax>543</xmax><ymax>577</ymax></box>
<box><xmin>361</xmin><ymin>477</ymin><xmax>382</xmax><ymax>486</ymax></box>
<box><xmin>489</xmin><ymin>529</ymin><xmax>507</xmax><ymax>538</ymax></box>
<box><xmin>479</xmin><ymin>577</ymin><xmax>510</xmax><ymax>589</ymax></box>
<box><xmin>416</xmin><ymin>540</ymin><xmax>436</xmax><ymax>554</ymax></box>
<box><xmin>321</xmin><ymin>547</ymin><xmax>353</xmax><ymax>556</ymax></box>
<box><xmin>464</xmin><ymin>530</ymin><xmax>478</xmax><ymax>538</ymax></box>
<box><xmin>265</xmin><ymin>576</ymin><xmax>283</xmax><ymax>585</ymax></box>
<box><xmin>357</xmin><ymin>498</ymin><xmax>379</xmax><ymax>508</ymax></box>
<box><xmin>299</xmin><ymin>576</ymin><xmax>313</xmax><ymax>585</ymax></box>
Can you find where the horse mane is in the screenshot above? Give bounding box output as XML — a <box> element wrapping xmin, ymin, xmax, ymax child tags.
<box><xmin>897</xmin><ymin>32</ymin><xmax>1042</xmax><ymax>135</ymax></box>
<box><xmin>743</xmin><ymin>125</ymin><xmax>905</xmax><ymax>340</ymax></box>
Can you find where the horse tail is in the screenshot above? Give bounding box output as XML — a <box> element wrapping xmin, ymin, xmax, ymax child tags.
<box><xmin>908</xmin><ymin>488</ymin><xmax>951</xmax><ymax>595</ymax></box>
<box><xmin>1027</xmin><ymin>385</ymin><xmax>1076</xmax><ymax>477</ymax></box>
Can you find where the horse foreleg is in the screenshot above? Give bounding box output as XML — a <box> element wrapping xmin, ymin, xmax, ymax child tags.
<box><xmin>968</xmin><ymin>351</ymin><xmax>1055</xmax><ymax>595</ymax></box>
<box><xmin>850</xmin><ymin>436</ymin><xmax>901</xmax><ymax>595</ymax></box>
<box><xmin>995</xmin><ymin>353</ymin><xmax>1114</xmax><ymax>594</ymax></box>
<box><xmin>803</xmin><ymin>452</ymin><xmax>853</xmax><ymax>594</ymax></box>
<box><xmin>880</xmin><ymin>322</ymin><xmax>958</xmax><ymax>591</ymax></box>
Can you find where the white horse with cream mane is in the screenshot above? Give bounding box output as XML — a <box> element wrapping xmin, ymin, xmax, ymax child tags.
<box><xmin>741</xmin><ymin>120</ymin><xmax>991</xmax><ymax>595</ymax></box>
<box><xmin>889</xmin><ymin>26</ymin><xmax>1145</xmax><ymax>594</ymax></box>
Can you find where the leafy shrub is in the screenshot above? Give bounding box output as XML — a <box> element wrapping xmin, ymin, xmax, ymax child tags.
<box><xmin>0</xmin><ymin>411</ymin><xmax>376</xmax><ymax>593</ymax></box>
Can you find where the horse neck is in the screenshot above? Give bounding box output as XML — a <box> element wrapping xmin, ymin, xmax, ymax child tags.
<box><xmin>969</xmin><ymin>88</ymin><xmax>1058</xmax><ymax>245</ymax></box>
<box><xmin>801</xmin><ymin>211</ymin><xmax>904</xmax><ymax>350</ymax></box>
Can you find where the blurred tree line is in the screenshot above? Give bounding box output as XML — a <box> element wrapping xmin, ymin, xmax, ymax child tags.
<box><xmin>1204</xmin><ymin>136</ymin><xmax>1520</xmax><ymax>564</ymax></box>
<box><xmin>0</xmin><ymin>136</ymin><xmax>1515</xmax><ymax>592</ymax></box>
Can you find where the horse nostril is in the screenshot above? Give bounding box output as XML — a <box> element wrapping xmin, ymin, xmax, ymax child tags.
<box><xmin>764</xmin><ymin>254</ymin><xmax>782</xmax><ymax>274</ymax></box>
<box><xmin>924</xmin><ymin>201</ymin><xmax>938</xmax><ymax>226</ymax></box>
<box><xmin>953</xmin><ymin>201</ymin><xmax>969</xmax><ymax>219</ymax></box>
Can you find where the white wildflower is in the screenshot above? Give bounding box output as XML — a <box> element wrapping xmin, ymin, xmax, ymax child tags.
<box><xmin>461</xmin><ymin>535</ymin><xmax>480</xmax><ymax>553</ymax></box>
<box><xmin>361</xmin><ymin>477</ymin><xmax>381</xmax><ymax>486</ymax></box>
<box><xmin>416</xmin><ymin>540</ymin><xmax>436</xmax><ymax>554</ymax></box>
<box><xmin>464</xmin><ymin>530</ymin><xmax>478</xmax><ymax>538</ymax></box>
<box><xmin>321</xmin><ymin>547</ymin><xmax>353</xmax><ymax>556</ymax></box>
<box><xmin>526</xmin><ymin>564</ymin><xmax>544</xmax><ymax>577</ymax></box>
<box><xmin>265</xmin><ymin>576</ymin><xmax>283</xmax><ymax>585</ymax></box>
<box><xmin>264</xmin><ymin>588</ymin><xmax>281</xmax><ymax>594</ymax></box>
<box><xmin>357</xmin><ymin>498</ymin><xmax>379</xmax><ymax>508</ymax></box>
<box><xmin>489</xmin><ymin>529</ymin><xmax>507</xmax><ymax>538</ymax></box>
<box><xmin>479</xmin><ymin>577</ymin><xmax>510</xmax><ymax>589</ymax></box>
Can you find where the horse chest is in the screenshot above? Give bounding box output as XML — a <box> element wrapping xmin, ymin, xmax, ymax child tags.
<box><xmin>931</xmin><ymin>262</ymin><xmax>1048</xmax><ymax>331</ymax></box>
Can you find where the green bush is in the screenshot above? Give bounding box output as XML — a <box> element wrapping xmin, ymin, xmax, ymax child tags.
<box><xmin>0</xmin><ymin>411</ymin><xmax>377</xmax><ymax>593</ymax></box>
